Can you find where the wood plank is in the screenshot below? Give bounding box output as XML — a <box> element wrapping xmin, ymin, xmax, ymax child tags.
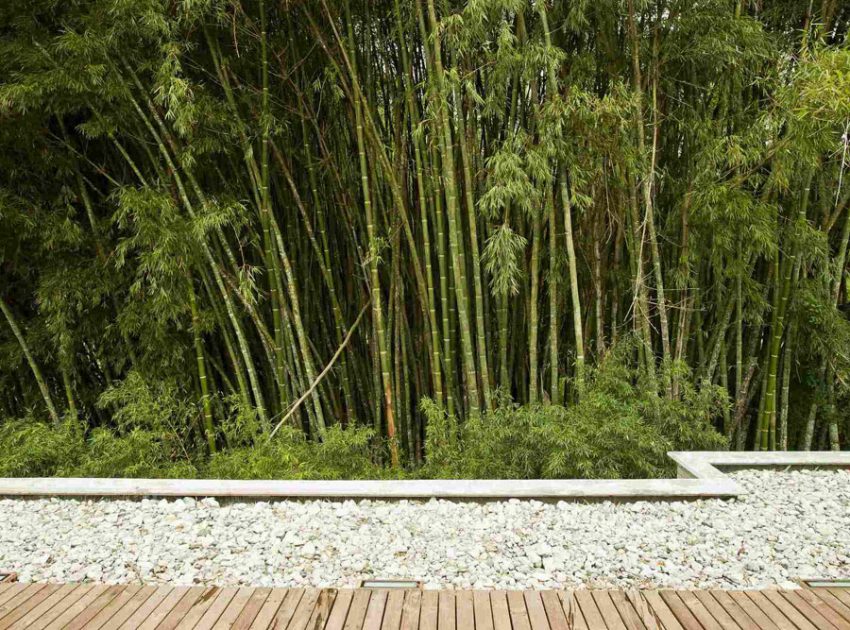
<box><xmin>156</xmin><ymin>587</ymin><xmax>210</xmax><ymax>630</ymax></box>
<box><xmin>304</xmin><ymin>588</ymin><xmax>336</xmax><ymax>630</ymax></box>
<box><xmin>114</xmin><ymin>587</ymin><xmax>176</xmax><ymax>630</ymax></box>
<box><xmin>657</xmin><ymin>591</ymin><xmax>703</xmax><ymax>630</ymax></box>
<box><xmin>455</xmin><ymin>591</ymin><xmax>473</xmax><ymax>630</ymax></box>
<box><xmin>608</xmin><ymin>591</ymin><xmax>648</xmax><ymax>630</ymax></box>
<box><xmin>471</xmin><ymin>591</ymin><xmax>493</xmax><ymax>630</ymax></box>
<box><xmin>437</xmin><ymin>591</ymin><xmax>454</xmax><ymax>630</ymax></box>
<box><xmin>343</xmin><ymin>589</ymin><xmax>372</xmax><ymax>630</ymax></box>
<box><xmin>381</xmin><ymin>590</ymin><xmax>404</xmax><ymax>630</ymax></box>
<box><xmin>780</xmin><ymin>590</ymin><xmax>845</xmax><ymax>630</ymax></box>
<box><xmin>0</xmin><ymin>586</ymin><xmax>29</xmax><ymax>611</ymax></box>
<box><xmin>726</xmin><ymin>591</ymin><xmax>784</xmax><ymax>630</ymax></box>
<box><xmin>559</xmin><ymin>591</ymin><xmax>588</xmax><ymax>630</ymax></box>
<box><xmin>540</xmin><ymin>590</ymin><xmax>569</xmax><ymax>630</ymax></box>
<box><xmin>506</xmin><ymin>590</ymin><xmax>530</xmax><ymax>630</ymax></box>
<box><xmin>790</xmin><ymin>589</ymin><xmax>850</xmax><ymax>629</ymax></box>
<box><xmin>189</xmin><ymin>587</ymin><xmax>238</xmax><ymax>630</ymax></box>
<box><xmin>325</xmin><ymin>589</ymin><xmax>355</xmax><ymax>630</ymax></box>
<box><xmin>489</xmin><ymin>591</ymin><xmax>510</xmax><ymax>630</ymax></box>
<box><xmin>626</xmin><ymin>591</ymin><xmax>660</xmax><ymax>630</ymax></box>
<box><xmin>248</xmin><ymin>588</ymin><xmax>292</xmax><ymax>630</ymax></box>
<box><xmin>26</xmin><ymin>585</ymin><xmax>100</xmax><ymax>630</ymax></box>
<box><xmin>829</xmin><ymin>589</ymin><xmax>850</xmax><ymax>610</ymax></box>
<box><xmin>97</xmin><ymin>585</ymin><xmax>157</xmax><ymax>630</ymax></box>
<box><xmin>362</xmin><ymin>590</ymin><xmax>388</xmax><ymax>630</ymax></box>
<box><xmin>0</xmin><ymin>585</ymin><xmax>47</xmax><ymax>623</ymax></box>
<box><xmin>270</xmin><ymin>588</ymin><xmax>306</xmax><ymax>630</ymax></box>
<box><xmin>418</xmin><ymin>591</ymin><xmax>437</xmax><ymax>630</ymax></box>
<box><xmin>15</xmin><ymin>586</ymin><xmax>850</xmax><ymax>630</ymax></box>
<box><xmin>134</xmin><ymin>586</ymin><xmax>189</xmax><ymax>630</ymax></box>
<box><xmin>229</xmin><ymin>587</ymin><xmax>271</xmax><ymax>630</ymax></box>
<box><xmin>0</xmin><ymin>585</ymin><xmax>61</xmax><ymax>629</ymax></box>
<box><xmin>522</xmin><ymin>591</ymin><xmax>549</xmax><ymax>630</ymax></box>
<box><xmin>689</xmin><ymin>591</ymin><xmax>738</xmax><ymax>630</ymax></box>
<box><xmin>705</xmin><ymin>591</ymin><xmax>760</xmax><ymax>630</ymax></box>
<box><xmin>60</xmin><ymin>585</ymin><xmax>127</xmax><ymax>630</ymax></box>
<box><xmin>209</xmin><ymin>588</ymin><xmax>255</xmax><ymax>630</ymax></box>
<box><xmin>807</xmin><ymin>589</ymin><xmax>850</xmax><ymax>623</ymax></box>
<box><xmin>591</xmin><ymin>591</ymin><xmax>628</xmax><ymax>630</ymax></box>
<box><xmin>7</xmin><ymin>583</ymin><xmax>78</xmax><ymax>630</ymax></box>
<box><xmin>742</xmin><ymin>591</ymin><xmax>799</xmax><ymax>630</ymax></box>
<box><xmin>399</xmin><ymin>590</ymin><xmax>421</xmax><ymax>630</ymax></box>
<box><xmin>641</xmin><ymin>591</ymin><xmax>685</xmax><ymax>630</ymax></box>
<box><xmin>81</xmin><ymin>585</ymin><xmax>148</xmax><ymax>630</ymax></box>
<box><xmin>760</xmin><ymin>590</ymin><xmax>820</xmax><ymax>630</ymax></box>
<box><xmin>140</xmin><ymin>587</ymin><xmax>192</xmax><ymax>630</ymax></box>
<box><xmin>575</xmin><ymin>591</ymin><xmax>608</xmax><ymax>629</ymax></box>
<box><xmin>677</xmin><ymin>590</ymin><xmax>724</xmax><ymax>630</ymax></box>
<box><xmin>287</xmin><ymin>588</ymin><xmax>323</xmax><ymax>630</ymax></box>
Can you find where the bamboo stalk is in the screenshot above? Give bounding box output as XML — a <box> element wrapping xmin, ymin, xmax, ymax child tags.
<box><xmin>0</xmin><ymin>298</ymin><xmax>60</xmax><ymax>427</ymax></box>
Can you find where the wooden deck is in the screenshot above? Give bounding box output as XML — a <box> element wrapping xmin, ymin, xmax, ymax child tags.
<box><xmin>1</xmin><ymin>583</ymin><xmax>849</xmax><ymax>629</ymax></box>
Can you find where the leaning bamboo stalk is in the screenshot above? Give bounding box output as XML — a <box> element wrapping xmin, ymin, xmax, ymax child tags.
<box><xmin>270</xmin><ymin>301</ymin><xmax>370</xmax><ymax>438</ymax></box>
<box><xmin>0</xmin><ymin>298</ymin><xmax>61</xmax><ymax>427</ymax></box>
<box><xmin>271</xmin><ymin>140</ymin><xmax>356</xmax><ymax>419</ymax></box>
<box><xmin>117</xmin><ymin>67</ymin><xmax>270</xmax><ymax>428</ymax></box>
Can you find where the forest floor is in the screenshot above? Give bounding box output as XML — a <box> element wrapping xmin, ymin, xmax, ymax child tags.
<box><xmin>0</xmin><ymin>470</ymin><xmax>847</xmax><ymax>590</ymax></box>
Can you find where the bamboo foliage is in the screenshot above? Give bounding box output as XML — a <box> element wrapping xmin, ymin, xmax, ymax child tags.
<box><xmin>1</xmin><ymin>0</ymin><xmax>849</xmax><ymax>460</ymax></box>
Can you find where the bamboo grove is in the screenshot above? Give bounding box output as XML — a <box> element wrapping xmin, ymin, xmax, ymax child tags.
<box><xmin>1</xmin><ymin>0</ymin><xmax>849</xmax><ymax>473</ymax></box>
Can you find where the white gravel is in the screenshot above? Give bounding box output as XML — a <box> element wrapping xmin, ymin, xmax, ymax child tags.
<box><xmin>0</xmin><ymin>470</ymin><xmax>848</xmax><ymax>590</ymax></box>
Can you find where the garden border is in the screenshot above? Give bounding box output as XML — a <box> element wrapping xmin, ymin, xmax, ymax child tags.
<box><xmin>0</xmin><ymin>451</ymin><xmax>847</xmax><ymax>500</ymax></box>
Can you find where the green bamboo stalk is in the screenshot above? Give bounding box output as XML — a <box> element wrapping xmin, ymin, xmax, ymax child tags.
<box><xmin>538</xmin><ymin>4</ymin><xmax>585</xmax><ymax>395</ymax></box>
<box><xmin>189</xmin><ymin>284</ymin><xmax>216</xmax><ymax>452</ymax></box>
<box><xmin>759</xmin><ymin>174</ymin><xmax>811</xmax><ymax>449</ymax></box>
<box><xmin>627</xmin><ymin>179</ymin><xmax>657</xmax><ymax>387</ymax></box>
<box><xmin>390</xmin><ymin>0</ymin><xmax>443</xmax><ymax>407</ymax></box>
<box><xmin>528</xmin><ymin>208</ymin><xmax>542</xmax><ymax>404</ymax></box>
<box><xmin>1</xmin><ymin>297</ymin><xmax>60</xmax><ymax>426</ymax></box>
<box><xmin>345</xmin><ymin>0</ymin><xmax>398</xmax><ymax>464</ymax></box>
<box><xmin>778</xmin><ymin>319</ymin><xmax>795</xmax><ymax>451</ymax></box>
<box><xmin>271</xmin><ymin>140</ymin><xmax>355</xmax><ymax>420</ymax></box>
<box><xmin>548</xmin><ymin>187</ymin><xmax>560</xmax><ymax>404</ymax></box>
<box><xmin>432</xmin><ymin>145</ymin><xmax>455</xmax><ymax>416</ymax></box>
<box><xmin>425</xmin><ymin>0</ymin><xmax>481</xmax><ymax>416</ymax></box>
<box><xmin>119</xmin><ymin>71</ymin><xmax>270</xmax><ymax>428</ymax></box>
<box><xmin>452</xmin><ymin>73</ymin><xmax>492</xmax><ymax>410</ymax></box>
<box><xmin>626</xmin><ymin>0</ymin><xmax>671</xmax><ymax>395</ymax></box>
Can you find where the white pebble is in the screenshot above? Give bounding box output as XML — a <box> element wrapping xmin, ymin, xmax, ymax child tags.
<box><xmin>0</xmin><ymin>470</ymin><xmax>847</xmax><ymax>589</ymax></box>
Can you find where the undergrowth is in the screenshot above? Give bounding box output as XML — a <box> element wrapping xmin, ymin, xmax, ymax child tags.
<box><xmin>0</xmin><ymin>349</ymin><xmax>727</xmax><ymax>480</ymax></box>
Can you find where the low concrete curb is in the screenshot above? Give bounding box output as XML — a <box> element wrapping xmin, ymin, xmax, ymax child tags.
<box><xmin>0</xmin><ymin>451</ymin><xmax>847</xmax><ymax>500</ymax></box>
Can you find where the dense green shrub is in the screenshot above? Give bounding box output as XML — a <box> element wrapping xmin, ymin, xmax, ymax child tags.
<box><xmin>421</xmin><ymin>350</ymin><xmax>727</xmax><ymax>479</ymax></box>
<box><xmin>0</xmin><ymin>346</ymin><xmax>727</xmax><ymax>480</ymax></box>
<box><xmin>0</xmin><ymin>418</ymin><xmax>84</xmax><ymax>477</ymax></box>
<box><xmin>206</xmin><ymin>426</ymin><xmax>393</xmax><ymax>480</ymax></box>
<box><xmin>72</xmin><ymin>428</ymin><xmax>198</xmax><ymax>479</ymax></box>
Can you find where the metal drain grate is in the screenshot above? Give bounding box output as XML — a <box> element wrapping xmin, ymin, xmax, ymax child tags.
<box><xmin>359</xmin><ymin>579</ymin><xmax>422</xmax><ymax>589</ymax></box>
<box><xmin>802</xmin><ymin>579</ymin><xmax>850</xmax><ymax>588</ymax></box>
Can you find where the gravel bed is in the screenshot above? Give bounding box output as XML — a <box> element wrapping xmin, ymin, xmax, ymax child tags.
<box><xmin>1</xmin><ymin>470</ymin><xmax>848</xmax><ymax>590</ymax></box>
